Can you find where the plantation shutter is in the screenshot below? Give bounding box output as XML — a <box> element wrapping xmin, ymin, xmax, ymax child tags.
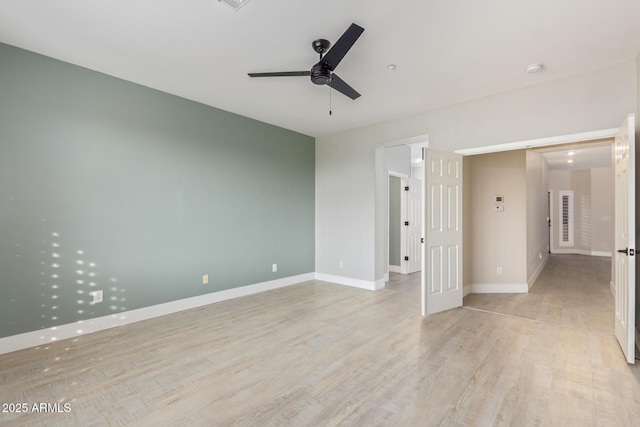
<box><xmin>559</xmin><ymin>191</ymin><xmax>573</xmax><ymax>246</ymax></box>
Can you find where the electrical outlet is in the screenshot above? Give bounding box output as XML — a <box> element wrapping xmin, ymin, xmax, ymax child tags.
<box><xmin>90</xmin><ymin>290</ymin><xmax>103</xmax><ymax>304</ymax></box>
<box><xmin>497</xmin><ymin>266</ymin><xmax>503</xmax><ymax>276</ymax></box>
<box><xmin>272</xmin><ymin>264</ymin><xmax>277</xmax><ymax>272</ymax></box>
<box><xmin>202</xmin><ymin>274</ymin><xmax>208</xmax><ymax>285</ymax></box>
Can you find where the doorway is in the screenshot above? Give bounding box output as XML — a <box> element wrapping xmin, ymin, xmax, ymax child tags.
<box><xmin>383</xmin><ymin>142</ymin><xmax>425</xmax><ymax>297</ymax></box>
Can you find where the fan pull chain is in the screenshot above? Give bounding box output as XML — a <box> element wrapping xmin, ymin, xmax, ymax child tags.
<box><xmin>329</xmin><ymin>83</ymin><xmax>332</xmax><ymax>116</ymax></box>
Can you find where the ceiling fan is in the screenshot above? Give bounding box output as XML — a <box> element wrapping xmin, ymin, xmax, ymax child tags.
<box><xmin>248</xmin><ymin>23</ymin><xmax>365</xmax><ymax>100</ymax></box>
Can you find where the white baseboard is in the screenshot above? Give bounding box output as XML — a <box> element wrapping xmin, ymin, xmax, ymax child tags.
<box><xmin>0</xmin><ymin>273</ymin><xmax>315</xmax><ymax>356</ymax></box>
<box><xmin>528</xmin><ymin>255</ymin><xmax>550</xmax><ymax>290</ymax></box>
<box><xmin>551</xmin><ymin>249</ymin><xmax>612</xmax><ymax>257</ymax></box>
<box><xmin>384</xmin><ymin>272</ymin><xmax>390</xmax><ymax>282</ymax></box>
<box><xmin>468</xmin><ymin>283</ymin><xmax>529</xmax><ymax>294</ymax></box>
<box><xmin>389</xmin><ymin>265</ymin><xmax>402</xmax><ymax>273</ymax></box>
<box><xmin>591</xmin><ymin>251</ymin><xmax>612</xmax><ymax>257</ymax></box>
<box><xmin>314</xmin><ymin>273</ymin><xmax>384</xmax><ymax>291</ymax></box>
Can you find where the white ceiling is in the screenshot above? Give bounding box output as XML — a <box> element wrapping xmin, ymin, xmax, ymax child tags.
<box><xmin>536</xmin><ymin>141</ymin><xmax>613</xmax><ymax>171</ymax></box>
<box><xmin>1</xmin><ymin>1</ymin><xmax>639</xmax><ymax>137</ymax></box>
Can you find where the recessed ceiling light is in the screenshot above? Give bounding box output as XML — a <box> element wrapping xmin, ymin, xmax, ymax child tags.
<box><xmin>567</xmin><ymin>159</ymin><xmax>574</xmax><ymax>164</ymax></box>
<box><xmin>567</xmin><ymin>151</ymin><xmax>576</xmax><ymax>156</ymax></box>
<box><xmin>387</xmin><ymin>64</ymin><xmax>397</xmax><ymax>71</ymax></box>
<box><xmin>526</xmin><ymin>63</ymin><xmax>544</xmax><ymax>74</ymax></box>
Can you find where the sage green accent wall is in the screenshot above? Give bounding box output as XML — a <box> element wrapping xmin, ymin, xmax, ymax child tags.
<box><xmin>389</xmin><ymin>176</ymin><xmax>401</xmax><ymax>266</ymax></box>
<box><xmin>0</xmin><ymin>43</ymin><xmax>315</xmax><ymax>338</ymax></box>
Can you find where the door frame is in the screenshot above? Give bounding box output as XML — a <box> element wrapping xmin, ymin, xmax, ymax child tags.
<box><xmin>375</xmin><ymin>127</ymin><xmax>620</xmax><ymax>295</ymax></box>
<box><xmin>376</xmin><ymin>136</ymin><xmax>429</xmax><ymax>285</ymax></box>
<box><xmin>548</xmin><ymin>190</ymin><xmax>553</xmax><ymax>254</ymax></box>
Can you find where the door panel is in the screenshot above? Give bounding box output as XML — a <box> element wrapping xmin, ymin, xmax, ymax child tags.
<box><xmin>405</xmin><ymin>178</ymin><xmax>422</xmax><ymax>274</ymax></box>
<box><xmin>614</xmin><ymin>114</ymin><xmax>636</xmax><ymax>364</ymax></box>
<box><xmin>422</xmin><ymin>149</ymin><xmax>463</xmax><ymax>316</ymax></box>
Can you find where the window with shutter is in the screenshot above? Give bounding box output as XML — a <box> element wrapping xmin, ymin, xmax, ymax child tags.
<box><xmin>559</xmin><ymin>190</ymin><xmax>574</xmax><ymax>246</ymax></box>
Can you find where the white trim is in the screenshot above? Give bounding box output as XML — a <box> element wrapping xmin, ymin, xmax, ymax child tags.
<box><xmin>549</xmin><ymin>190</ymin><xmax>554</xmax><ymax>253</ymax></box>
<box><xmin>374</xmin><ymin>278</ymin><xmax>386</xmax><ymax>290</ymax></box>
<box><xmin>314</xmin><ymin>273</ymin><xmax>384</xmax><ymax>290</ymax></box>
<box><xmin>610</xmin><ymin>281</ymin><xmax>614</xmax><ymax>296</ymax></box>
<box><xmin>468</xmin><ymin>283</ymin><xmax>529</xmax><ymax>294</ymax></box>
<box><xmin>388</xmin><ymin>170</ymin><xmax>409</xmax><ymax>179</ymax></box>
<box><xmin>384</xmin><ymin>272</ymin><xmax>390</xmax><ymax>282</ymax></box>
<box><xmin>389</xmin><ymin>265</ymin><xmax>402</xmax><ymax>273</ymax></box>
<box><xmin>551</xmin><ymin>248</ymin><xmax>612</xmax><ymax>257</ymax></box>
<box><xmin>0</xmin><ymin>273</ymin><xmax>314</xmax><ymax>355</ymax></box>
<box><xmin>377</xmin><ymin>134</ymin><xmax>430</xmax><ymax>149</ymax></box>
<box><xmin>454</xmin><ymin>128</ymin><xmax>618</xmax><ymax>156</ymax></box>
<box><xmin>528</xmin><ymin>255</ymin><xmax>550</xmax><ymax>290</ymax></box>
<box><xmin>591</xmin><ymin>251</ymin><xmax>612</xmax><ymax>257</ymax></box>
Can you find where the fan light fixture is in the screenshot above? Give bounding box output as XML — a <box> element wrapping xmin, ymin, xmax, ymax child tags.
<box><xmin>219</xmin><ymin>0</ymin><xmax>251</xmax><ymax>11</ymax></box>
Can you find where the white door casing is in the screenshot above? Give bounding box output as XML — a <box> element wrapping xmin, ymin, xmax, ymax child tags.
<box><xmin>403</xmin><ymin>177</ymin><xmax>422</xmax><ymax>274</ymax></box>
<box><xmin>614</xmin><ymin>114</ymin><xmax>636</xmax><ymax>364</ymax></box>
<box><xmin>422</xmin><ymin>148</ymin><xmax>463</xmax><ymax>316</ymax></box>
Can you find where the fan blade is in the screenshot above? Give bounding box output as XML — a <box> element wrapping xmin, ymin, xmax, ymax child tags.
<box><xmin>321</xmin><ymin>23</ymin><xmax>364</xmax><ymax>71</ymax></box>
<box><xmin>248</xmin><ymin>71</ymin><xmax>311</xmax><ymax>77</ymax></box>
<box><xmin>328</xmin><ymin>74</ymin><xmax>360</xmax><ymax>100</ymax></box>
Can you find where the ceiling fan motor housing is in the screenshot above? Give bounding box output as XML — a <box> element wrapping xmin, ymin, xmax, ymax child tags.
<box><xmin>311</xmin><ymin>63</ymin><xmax>330</xmax><ymax>85</ymax></box>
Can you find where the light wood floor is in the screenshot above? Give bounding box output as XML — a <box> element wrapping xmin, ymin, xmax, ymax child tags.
<box><xmin>1</xmin><ymin>255</ymin><xmax>640</xmax><ymax>426</ymax></box>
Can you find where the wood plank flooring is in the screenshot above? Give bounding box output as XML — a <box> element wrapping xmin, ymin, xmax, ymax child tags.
<box><xmin>464</xmin><ymin>255</ymin><xmax>614</xmax><ymax>334</ymax></box>
<box><xmin>1</xmin><ymin>254</ymin><xmax>639</xmax><ymax>426</ymax></box>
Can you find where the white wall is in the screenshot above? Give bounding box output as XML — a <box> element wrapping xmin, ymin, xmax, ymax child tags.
<box><xmin>384</xmin><ymin>145</ymin><xmax>412</xmax><ymax>176</ymax></box>
<box><xmin>316</xmin><ymin>61</ymin><xmax>636</xmax><ymax>284</ymax></box>
<box><xmin>591</xmin><ymin>168</ymin><xmax>614</xmax><ymax>254</ymax></box>
<box><xmin>526</xmin><ymin>151</ymin><xmax>550</xmax><ymax>287</ymax></box>
<box><xmin>548</xmin><ymin>167</ymin><xmax>614</xmax><ymax>256</ymax></box>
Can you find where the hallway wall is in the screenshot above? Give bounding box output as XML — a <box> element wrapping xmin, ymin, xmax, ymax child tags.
<box><xmin>467</xmin><ymin>150</ymin><xmax>527</xmax><ymax>289</ymax></box>
<box><xmin>548</xmin><ymin>167</ymin><xmax>614</xmax><ymax>256</ymax></box>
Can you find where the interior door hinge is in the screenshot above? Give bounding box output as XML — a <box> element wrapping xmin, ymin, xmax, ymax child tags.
<box><xmin>404</xmin><ymin>221</ymin><xmax>409</xmax><ymax>226</ymax></box>
<box><xmin>404</xmin><ymin>186</ymin><xmax>409</xmax><ymax>191</ymax></box>
<box><xmin>404</xmin><ymin>256</ymin><xmax>409</xmax><ymax>261</ymax></box>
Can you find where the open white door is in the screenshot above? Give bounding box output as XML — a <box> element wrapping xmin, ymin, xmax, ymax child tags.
<box><xmin>422</xmin><ymin>148</ymin><xmax>463</xmax><ymax>316</ymax></box>
<box><xmin>614</xmin><ymin>114</ymin><xmax>636</xmax><ymax>364</ymax></box>
<box><xmin>402</xmin><ymin>177</ymin><xmax>422</xmax><ymax>274</ymax></box>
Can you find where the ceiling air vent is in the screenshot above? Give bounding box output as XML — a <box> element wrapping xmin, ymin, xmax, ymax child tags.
<box><xmin>219</xmin><ymin>0</ymin><xmax>251</xmax><ymax>11</ymax></box>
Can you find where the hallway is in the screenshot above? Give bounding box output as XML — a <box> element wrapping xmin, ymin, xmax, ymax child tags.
<box><xmin>464</xmin><ymin>254</ymin><xmax>613</xmax><ymax>334</ymax></box>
